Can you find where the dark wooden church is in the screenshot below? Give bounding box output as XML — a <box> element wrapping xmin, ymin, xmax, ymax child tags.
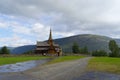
<box><xmin>35</xmin><ymin>29</ymin><xmax>62</xmax><ymax>56</ymax></box>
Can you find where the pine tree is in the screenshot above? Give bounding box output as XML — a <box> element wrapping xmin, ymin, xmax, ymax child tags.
<box><xmin>72</xmin><ymin>42</ymin><xmax>80</xmax><ymax>53</ymax></box>
<box><xmin>109</xmin><ymin>40</ymin><xmax>120</xmax><ymax>57</ymax></box>
<box><xmin>0</xmin><ymin>46</ymin><xmax>10</xmax><ymax>54</ymax></box>
<box><xmin>83</xmin><ymin>46</ymin><xmax>88</xmax><ymax>54</ymax></box>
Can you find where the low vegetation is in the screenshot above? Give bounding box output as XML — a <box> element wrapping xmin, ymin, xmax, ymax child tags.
<box><xmin>0</xmin><ymin>56</ymin><xmax>50</xmax><ymax>65</ymax></box>
<box><xmin>72</xmin><ymin>40</ymin><xmax>120</xmax><ymax>57</ymax></box>
<box><xmin>47</xmin><ymin>56</ymin><xmax>85</xmax><ymax>64</ymax></box>
<box><xmin>87</xmin><ymin>57</ymin><xmax>120</xmax><ymax>74</ymax></box>
<box><xmin>91</xmin><ymin>50</ymin><xmax>108</xmax><ymax>56</ymax></box>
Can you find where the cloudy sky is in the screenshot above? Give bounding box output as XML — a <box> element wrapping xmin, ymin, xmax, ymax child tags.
<box><xmin>0</xmin><ymin>0</ymin><xmax>120</xmax><ymax>47</ymax></box>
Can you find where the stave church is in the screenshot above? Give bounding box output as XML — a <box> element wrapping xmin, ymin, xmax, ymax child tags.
<box><xmin>35</xmin><ymin>29</ymin><xmax>62</xmax><ymax>56</ymax></box>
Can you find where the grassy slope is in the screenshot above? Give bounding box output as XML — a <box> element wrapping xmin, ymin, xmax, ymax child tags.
<box><xmin>0</xmin><ymin>56</ymin><xmax>49</xmax><ymax>65</ymax></box>
<box><xmin>87</xmin><ymin>57</ymin><xmax>120</xmax><ymax>74</ymax></box>
<box><xmin>54</xmin><ymin>34</ymin><xmax>111</xmax><ymax>53</ymax></box>
<box><xmin>47</xmin><ymin>56</ymin><xmax>85</xmax><ymax>64</ymax></box>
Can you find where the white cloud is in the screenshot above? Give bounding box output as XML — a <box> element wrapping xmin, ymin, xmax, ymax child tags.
<box><xmin>1</xmin><ymin>0</ymin><xmax>120</xmax><ymax>47</ymax></box>
<box><xmin>54</xmin><ymin>32</ymin><xmax>75</xmax><ymax>38</ymax></box>
<box><xmin>0</xmin><ymin>35</ymin><xmax>34</xmax><ymax>47</ymax></box>
<box><xmin>12</xmin><ymin>26</ymin><xmax>31</xmax><ymax>35</ymax></box>
<box><xmin>1</xmin><ymin>0</ymin><xmax>120</xmax><ymax>32</ymax></box>
<box><xmin>31</xmin><ymin>23</ymin><xmax>50</xmax><ymax>40</ymax></box>
<box><xmin>0</xmin><ymin>22</ymin><xmax>8</xmax><ymax>28</ymax></box>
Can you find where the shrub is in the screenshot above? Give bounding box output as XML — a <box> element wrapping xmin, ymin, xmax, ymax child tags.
<box><xmin>92</xmin><ymin>50</ymin><xmax>108</xmax><ymax>56</ymax></box>
<box><xmin>79</xmin><ymin>46</ymin><xmax>89</xmax><ymax>54</ymax></box>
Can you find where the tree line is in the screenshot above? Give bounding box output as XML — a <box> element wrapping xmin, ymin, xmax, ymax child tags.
<box><xmin>72</xmin><ymin>42</ymin><xmax>89</xmax><ymax>54</ymax></box>
<box><xmin>72</xmin><ymin>40</ymin><xmax>120</xmax><ymax>57</ymax></box>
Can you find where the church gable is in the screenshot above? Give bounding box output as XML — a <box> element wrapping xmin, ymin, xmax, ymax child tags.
<box><xmin>37</xmin><ymin>42</ymin><xmax>49</xmax><ymax>46</ymax></box>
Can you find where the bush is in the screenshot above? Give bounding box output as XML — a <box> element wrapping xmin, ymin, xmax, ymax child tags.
<box><xmin>109</xmin><ymin>52</ymin><xmax>120</xmax><ymax>57</ymax></box>
<box><xmin>23</xmin><ymin>50</ymin><xmax>33</xmax><ymax>54</ymax></box>
<box><xmin>79</xmin><ymin>46</ymin><xmax>89</xmax><ymax>54</ymax></box>
<box><xmin>92</xmin><ymin>50</ymin><xmax>108</xmax><ymax>56</ymax></box>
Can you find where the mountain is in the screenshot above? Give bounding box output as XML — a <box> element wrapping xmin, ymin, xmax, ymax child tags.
<box><xmin>8</xmin><ymin>47</ymin><xmax>15</xmax><ymax>51</ymax></box>
<box><xmin>11</xmin><ymin>45</ymin><xmax>36</xmax><ymax>54</ymax></box>
<box><xmin>11</xmin><ymin>34</ymin><xmax>113</xmax><ymax>54</ymax></box>
<box><xmin>54</xmin><ymin>34</ymin><xmax>112</xmax><ymax>53</ymax></box>
<box><xmin>115</xmin><ymin>39</ymin><xmax>120</xmax><ymax>47</ymax></box>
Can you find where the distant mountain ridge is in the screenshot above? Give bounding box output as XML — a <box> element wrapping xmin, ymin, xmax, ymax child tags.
<box><xmin>10</xmin><ymin>34</ymin><xmax>115</xmax><ymax>54</ymax></box>
<box><xmin>54</xmin><ymin>34</ymin><xmax>112</xmax><ymax>53</ymax></box>
<box><xmin>114</xmin><ymin>39</ymin><xmax>120</xmax><ymax>47</ymax></box>
<box><xmin>11</xmin><ymin>45</ymin><xmax>36</xmax><ymax>54</ymax></box>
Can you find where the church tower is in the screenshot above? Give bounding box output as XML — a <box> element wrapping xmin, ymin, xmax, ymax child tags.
<box><xmin>48</xmin><ymin>29</ymin><xmax>53</xmax><ymax>45</ymax></box>
<box><xmin>48</xmin><ymin>29</ymin><xmax>56</xmax><ymax>54</ymax></box>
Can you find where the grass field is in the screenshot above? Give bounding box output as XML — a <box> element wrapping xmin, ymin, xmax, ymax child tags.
<box><xmin>87</xmin><ymin>57</ymin><xmax>120</xmax><ymax>74</ymax></box>
<box><xmin>0</xmin><ymin>56</ymin><xmax>50</xmax><ymax>66</ymax></box>
<box><xmin>47</xmin><ymin>56</ymin><xmax>85</xmax><ymax>64</ymax></box>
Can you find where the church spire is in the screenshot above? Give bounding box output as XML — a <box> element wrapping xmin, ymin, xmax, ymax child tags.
<box><xmin>48</xmin><ymin>28</ymin><xmax>53</xmax><ymax>44</ymax></box>
<box><xmin>49</xmin><ymin>28</ymin><xmax>52</xmax><ymax>40</ymax></box>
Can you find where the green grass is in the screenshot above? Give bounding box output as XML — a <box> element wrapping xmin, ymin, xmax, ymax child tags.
<box><xmin>88</xmin><ymin>57</ymin><xmax>120</xmax><ymax>74</ymax></box>
<box><xmin>0</xmin><ymin>56</ymin><xmax>49</xmax><ymax>66</ymax></box>
<box><xmin>47</xmin><ymin>56</ymin><xmax>85</xmax><ymax>64</ymax></box>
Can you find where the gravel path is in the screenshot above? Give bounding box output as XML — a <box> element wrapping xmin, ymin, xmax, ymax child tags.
<box><xmin>73</xmin><ymin>71</ymin><xmax>120</xmax><ymax>80</ymax></box>
<box><xmin>24</xmin><ymin>57</ymin><xmax>92</xmax><ymax>80</ymax></box>
<box><xmin>0</xmin><ymin>57</ymin><xmax>91</xmax><ymax>80</ymax></box>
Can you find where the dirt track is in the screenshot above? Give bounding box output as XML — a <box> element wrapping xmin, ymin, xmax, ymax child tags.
<box><xmin>0</xmin><ymin>57</ymin><xmax>91</xmax><ymax>80</ymax></box>
<box><xmin>25</xmin><ymin>57</ymin><xmax>91</xmax><ymax>80</ymax></box>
